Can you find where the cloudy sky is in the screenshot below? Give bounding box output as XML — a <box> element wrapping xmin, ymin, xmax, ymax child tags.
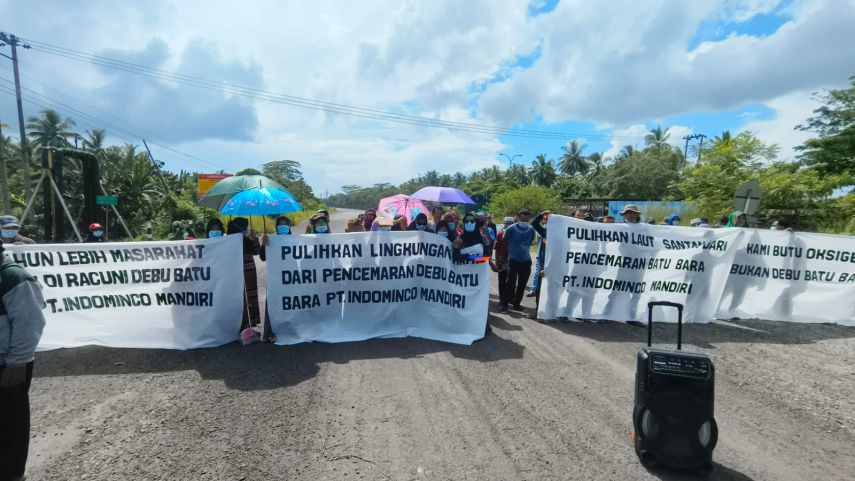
<box><xmin>2</xmin><ymin>0</ymin><xmax>854</xmax><ymax>195</ymax></box>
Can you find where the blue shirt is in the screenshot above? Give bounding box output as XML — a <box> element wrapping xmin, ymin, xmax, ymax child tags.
<box><xmin>504</xmin><ymin>223</ymin><xmax>535</xmax><ymax>262</ymax></box>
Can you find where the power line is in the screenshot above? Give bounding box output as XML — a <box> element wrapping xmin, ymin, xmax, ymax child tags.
<box><xmin>21</xmin><ymin>36</ymin><xmax>647</xmax><ymax>142</ymax></box>
<box><xmin>0</xmin><ymin>62</ymin><xmax>217</xmax><ymax>167</ymax></box>
<box><xmin>0</xmin><ymin>83</ymin><xmax>228</xmax><ymax>171</ymax></box>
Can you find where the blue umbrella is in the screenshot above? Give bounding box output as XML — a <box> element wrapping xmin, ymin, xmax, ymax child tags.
<box><xmin>220</xmin><ymin>187</ymin><xmax>302</xmax><ymax>216</ymax></box>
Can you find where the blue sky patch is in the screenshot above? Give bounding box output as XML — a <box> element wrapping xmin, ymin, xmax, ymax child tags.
<box><xmin>688</xmin><ymin>1</ymin><xmax>793</xmax><ymax>50</ymax></box>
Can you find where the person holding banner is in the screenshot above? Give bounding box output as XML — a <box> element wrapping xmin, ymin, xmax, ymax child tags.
<box><xmin>260</xmin><ymin>216</ymin><xmax>293</xmax><ymax>340</ymax></box>
<box><xmin>528</xmin><ymin>211</ymin><xmax>549</xmax><ymax>308</ymax></box>
<box><xmin>228</xmin><ymin>218</ymin><xmax>261</xmax><ymax>330</ymax></box>
<box><xmin>502</xmin><ymin>210</ymin><xmax>536</xmax><ymax>312</ymax></box>
<box><xmin>307</xmin><ymin>212</ymin><xmax>331</xmax><ymax>234</ymax></box>
<box><xmin>435</xmin><ymin>221</ymin><xmax>454</xmax><ymax>240</ymax></box>
<box><xmin>205</xmin><ymin>218</ymin><xmax>226</xmax><ymax>239</ymax></box>
<box><xmin>0</xmin><ymin>239</ymin><xmax>46</xmax><ymax>481</ymax></box>
<box><xmin>407</xmin><ymin>213</ymin><xmax>434</xmax><ymax>233</ymax></box>
<box><xmin>620</xmin><ymin>204</ymin><xmax>642</xmax><ymax>224</ymax></box>
<box><xmin>727</xmin><ymin>210</ymin><xmax>748</xmax><ymax>227</ymax></box>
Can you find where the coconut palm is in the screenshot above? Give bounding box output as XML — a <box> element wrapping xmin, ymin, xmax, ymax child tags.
<box><xmin>587</xmin><ymin>152</ymin><xmax>606</xmax><ymax>179</ymax></box>
<box><xmin>714</xmin><ymin>131</ymin><xmax>733</xmax><ymax>147</ymax></box>
<box><xmin>559</xmin><ymin>139</ymin><xmax>591</xmax><ymax>176</ymax></box>
<box><xmin>506</xmin><ymin>164</ymin><xmax>530</xmax><ymax>186</ymax></box>
<box><xmin>83</xmin><ymin>128</ymin><xmax>107</xmax><ymax>151</ymax></box>
<box><xmin>644</xmin><ymin>125</ymin><xmax>671</xmax><ymax>150</ymax></box>
<box><xmin>452</xmin><ymin>172</ymin><xmax>467</xmax><ymax>186</ymax></box>
<box><xmin>26</xmin><ymin>109</ymin><xmax>77</xmax><ymax>148</ymax></box>
<box><xmin>616</xmin><ymin>145</ymin><xmax>637</xmax><ymax>160</ymax></box>
<box><xmin>530</xmin><ymin>154</ymin><xmax>557</xmax><ymax>186</ymax></box>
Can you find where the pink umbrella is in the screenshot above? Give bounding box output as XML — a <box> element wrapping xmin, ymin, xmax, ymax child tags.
<box><xmin>378</xmin><ymin>194</ymin><xmax>430</xmax><ymax>224</ymax></box>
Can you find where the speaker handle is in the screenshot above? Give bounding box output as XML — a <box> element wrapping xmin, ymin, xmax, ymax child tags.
<box><xmin>646</xmin><ymin>301</ymin><xmax>684</xmax><ymax>350</ymax></box>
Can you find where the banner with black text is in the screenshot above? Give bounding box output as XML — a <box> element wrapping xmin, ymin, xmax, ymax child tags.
<box><xmin>716</xmin><ymin>229</ymin><xmax>855</xmax><ymax>325</ymax></box>
<box><xmin>539</xmin><ymin>216</ymin><xmax>743</xmax><ymax>323</ymax></box>
<box><xmin>266</xmin><ymin>231</ymin><xmax>489</xmax><ymax>345</ymax></box>
<box><xmin>6</xmin><ymin>236</ymin><xmax>244</xmax><ymax>349</ymax></box>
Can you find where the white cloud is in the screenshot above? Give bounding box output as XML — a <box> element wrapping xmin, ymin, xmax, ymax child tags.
<box><xmin>742</xmin><ymin>89</ymin><xmax>822</xmax><ymax>160</ymax></box>
<box><xmin>2</xmin><ymin>0</ymin><xmax>852</xmax><ymax>194</ymax></box>
<box><xmin>479</xmin><ymin>0</ymin><xmax>855</xmax><ymax>125</ymax></box>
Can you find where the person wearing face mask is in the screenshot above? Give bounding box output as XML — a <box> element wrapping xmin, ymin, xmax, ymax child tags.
<box><xmin>259</xmin><ymin>216</ymin><xmax>293</xmax><ymax>261</ymax></box>
<box><xmin>308</xmin><ymin>213</ymin><xmax>331</xmax><ymax>234</ymax></box>
<box><xmin>258</xmin><ymin>216</ymin><xmax>292</xmax><ymax>341</ymax></box>
<box><xmin>228</xmin><ymin>218</ymin><xmax>261</xmax><ymax>331</ymax></box>
<box><xmin>726</xmin><ymin>210</ymin><xmax>748</xmax><ymax>227</ymax></box>
<box><xmin>434</xmin><ymin>222</ymin><xmax>453</xmax><ymax>241</ymax></box>
<box><xmin>85</xmin><ymin>223</ymin><xmax>106</xmax><ymax>242</ymax></box>
<box><xmin>0</xmin><ymin>216</ymin><xmax>34</xmax><ymax>245</ymax></box>
<box><xmin>491</xmin><ymin>217</ymin><xmax>514</xmax><ymax>312</ymax></box>
<box><xmin>501</xmin><ymin>209</ymin><xmax>535</xmax><ymax>312</ymax></box>
<box><xmin>664</xmin><ymin>214</ymin><xmax>682</xmax><ymax>226</ymax></box>
<box><xmin>407</xmin><ymin>213</ymin><xmax>434</xmax><ymax>233</ymax></box>
<box><xmin>453</xmin><ymin>214</ymin><xmax>493</xmax><ymax>335</ymax></box>
<box><xmin>205</xmin><ymin>218</ymin><xmax>226</xmax><ymax>239</ymax></box>
<box><xmin>441</xmin><ymin>213</ymin><xmax>458</xmax><ymax>235</ymax></box>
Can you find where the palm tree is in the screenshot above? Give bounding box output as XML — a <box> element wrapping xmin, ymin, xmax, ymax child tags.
<box><xmin>587</xmin><ymin>152</ymin><xmax>605</xmax><ymax>179</ymax></box>
<box><xmin>261</xmin><ymin>159</ymin><xmax>302</xmax><ymax>182</ymax></box>
<box><xmin>452</xmin><ymin>172</ymin><xmax>467</xmax><ymax>186</ymax></box>
<box><xmin>714</xmin><ymin>131</ymin><xmax>733</xmax><ymax>147</ymax></box>
<box><xmin>506</xmin><ymin>164</ymin><xmax>530</xmax><ymax>186</ymax></box>
<box><xmin>530</xmin><ymin>154</ymin><xmax>557</xmax><ymax>186</ymax></box>
<box><xmin>422</xmin><ymin>170</ymin><xmax>440</xmax><ymax>186</ymax></box>
<box><xmin>83</xmin><ymin>128</ymin><xmax>107</xmax><ymax>151</ymax></box>
<box><xmin>559</xmin><ymin>139</ymin><xmax>591</xmax><ymax>176</ymax></box>
<box><xmin>616</xmin><ymin>145</ymin><xmax>637</xmax><ymax>160</ymax></box>
<box><xmin>644</xmin><ymin>125</ymin><xmax>671</xmax><ymax>150</ymax></box>
<box><xmin>26</xmin><ymin>109</ymin><xmax>77</xmax><ymax>148</ymax></box>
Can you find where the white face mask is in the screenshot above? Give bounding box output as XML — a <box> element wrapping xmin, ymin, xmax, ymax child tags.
<box><xmin>1</xmin><ymin>229</ymin><xmax>18</xmax><ymax>239</ymax></box>
<box><xmin>517</xmin><ymin>221</ymin><xmax>529</xmax><ymax>228</ymax></box>
<box><xmin>93</xmin><ymin>230</ymin><xmax>104</xmax><ymax>238</ymax></box>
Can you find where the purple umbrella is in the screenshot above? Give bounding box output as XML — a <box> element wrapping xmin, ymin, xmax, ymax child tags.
<box><xmin>410</xmin><ymin>186</ymin><xmax>475</xmax><ymax>205</ymax></box>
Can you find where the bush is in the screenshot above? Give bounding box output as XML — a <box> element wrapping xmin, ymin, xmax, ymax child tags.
<box><xmin>487</xmin><ymin>186</ymin><xmax>560</xmax><ymax>217</ymax></box>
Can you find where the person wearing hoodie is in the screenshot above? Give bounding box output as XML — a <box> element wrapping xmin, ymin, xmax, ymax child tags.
<box><xmin>407</xmin><ymin>213</ymin><xmax>434</xmax><ymax>233</ymax></box>
<box><xmin>205</xmin><ymin>218</ymin><xmax>226</xmax><ymax>239</ymax></box>
<box><xmin>0</xmin><ymin>238</ymin><xmax>46</xmax><ymax>481</ymax></box>
<box><xmin>84</xmin><ymin>222</ymin><xmax>106</xmax><ymax>242</ymax></box>
<box><xmin>664</xmin><ymin>214</ymin><xmax>682</xmax><ymax>226</ymax></box>
<box><xmin>727</xmin><ymin>211</ymin><xmax>748</xmax><ymax>227</ymax></box>
<box><xmin>528</xmin><ymin>211</ymin><xmax>550</xmax><ymax>299</ymax></box>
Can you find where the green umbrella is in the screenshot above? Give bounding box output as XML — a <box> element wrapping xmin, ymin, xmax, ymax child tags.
<box><xmin>198</xmin><ymin>175</ymin><xmax>288</xmax><ymax>211</ymax></box>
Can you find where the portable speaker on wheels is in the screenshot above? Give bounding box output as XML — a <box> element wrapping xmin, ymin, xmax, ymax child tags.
<box><xmin>632</xmin><ymin>301</ymin><xmax>717</xmax><ymax>470</ymax></box>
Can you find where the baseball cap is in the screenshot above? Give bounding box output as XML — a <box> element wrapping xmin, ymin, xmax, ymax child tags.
<box><xmin>0</xmin><ymin>215</ymin><xmax>21</xmax><ymax>228</ymax></box>
<box><xmin>620</xmin><ymin>204</ymin><xmax>641</xmax><ymax>214</ymax></box>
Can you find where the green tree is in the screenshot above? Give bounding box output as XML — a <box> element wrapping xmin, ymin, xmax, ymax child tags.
<box><xmin>83</xmin><ymin>128</ymin><xmax>107</xmax><ymax>151</ymax></box>
<box><xmin>530</xmin><ymin>154</ymin><xmax>557</xmax><ymax>186</ymax></box>
<box><xmin>602</xmin><ymin>149</ymin><xmax>681</xmax><ymax>200</ymax></box>
<box><xmin>235</xmin><ymin>167</ymin><xmax>263</xmax><ymax>176</ymax></box>
<box><xmin>558</xmin><ymin>139</ymin><xmax>591</xmax><ymax>175</ymax></box>
<box><xmin>796</xmin><ymin>75</ymin><xmax>855</xmax><ymax>179</ymax></box>
<box><xmin>26</xmin><ymin>109</ymin><xmax>77</xmax><ymax>148</ymax></box>
<box><xmin>261</xmin><ymin>160</ymin><xmax>302</xmax><ymax>182</ymax></box>
<box><xmin>679</xmin><ymin>131</ymin><xmax>778</xmax><ymax>216</ymax></box>
<box><xmin>486</xmin><ymin>185</ymin><xmax>560</xmax><ymax>217</ymax></box>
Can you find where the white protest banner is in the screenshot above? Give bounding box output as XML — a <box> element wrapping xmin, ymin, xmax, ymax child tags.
<box><xmin>6</xmin><ymin>235</ymin><xmax>244</xmax><ymax>350</ymax></box>
<box><xmin>266</xmin><ymin>231</ymin><xmax>489</xmax><ymax>345</ymax></box>
<box><xmin>716</xmin><ymin>230</ymin><xmax>855</xmax><ymax>325</ymax></box>
<box><xmin>538</xmin><ymin>216</ymin><xmax>744</xmax><ymax>323</ymax></box>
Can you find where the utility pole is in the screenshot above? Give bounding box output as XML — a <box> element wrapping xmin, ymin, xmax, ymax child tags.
<box><xmin>0</xmin><ymin>33</ymin><xmax>32</xmax><ymax>200</ymax></box>
<box><xmin>0</xmin><ymin>120</ymin><xmax>9</xmax><ymax>212</ymax></box>
<box><xmin>681</xmin><ymin>134</ymin><xmax>707</xmax><ymax>169</ymax></box>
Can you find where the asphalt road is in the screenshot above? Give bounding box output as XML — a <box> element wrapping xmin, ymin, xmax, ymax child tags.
<box><xmin>24</xmin><ymin>208</ymin><xmax>855</xmax><ymax>480</ymax></box>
